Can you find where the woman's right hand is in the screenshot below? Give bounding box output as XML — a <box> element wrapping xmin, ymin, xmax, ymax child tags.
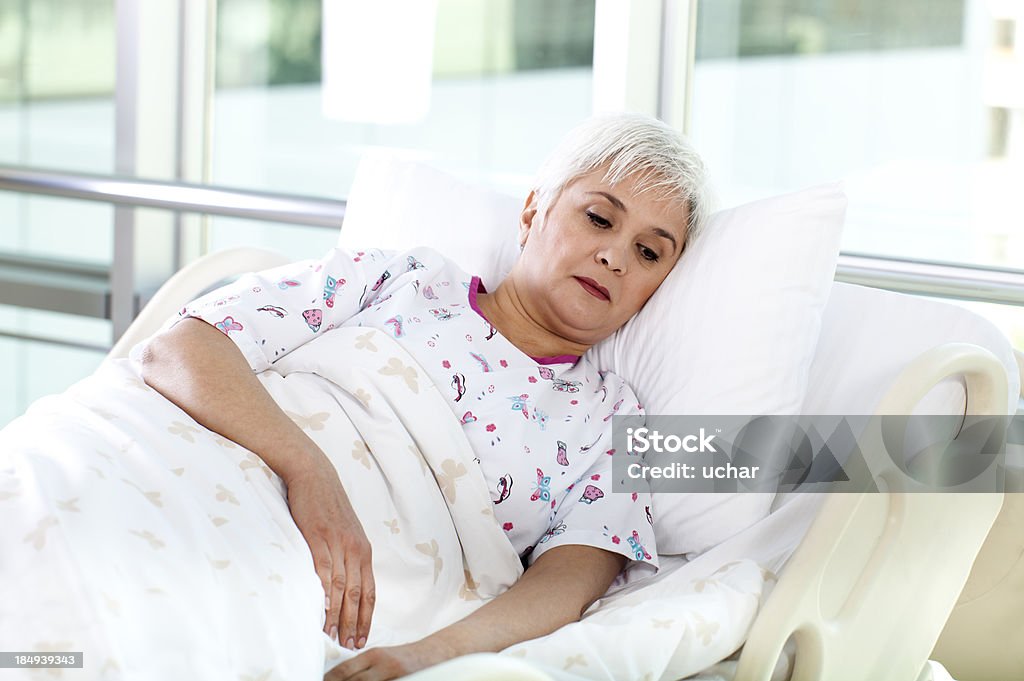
<box><xmin>283</xmin><ymin>454</ymin><xmax>376</xmax><ymax>651</ymax></box>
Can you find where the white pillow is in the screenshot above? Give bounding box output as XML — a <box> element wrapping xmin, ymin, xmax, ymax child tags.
<box><xmin>340</xmin><ymin>153</ymin><xmax>847</xmax><ymax>558</ymax></box>
<box><xmin>589</xmin><ymin>184</ymin><xmax>846</xmax><ymax>556</ymax></box>
<box><xmin>339</xmin><ymin>153</ymin><xmax>521</xmax><ymax>289</ymax></box>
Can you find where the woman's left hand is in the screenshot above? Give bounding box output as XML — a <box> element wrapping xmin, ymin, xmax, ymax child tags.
<box><xmin>324</xmin><ymin>639</ymin><xmax>456</xmax><ymax>681</ymax></box>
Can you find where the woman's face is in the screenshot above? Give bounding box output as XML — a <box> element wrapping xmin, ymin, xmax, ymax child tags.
<box><xmin>513</xmin><ymin>168</ymin><xmax>689</xmax><ymax>347</ymax></box>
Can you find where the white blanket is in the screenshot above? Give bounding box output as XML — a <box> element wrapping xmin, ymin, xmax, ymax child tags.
<box><xmin>0</xmin><ymin>328</ymin><xmax>776</xmax><ymax>681</ymax></box>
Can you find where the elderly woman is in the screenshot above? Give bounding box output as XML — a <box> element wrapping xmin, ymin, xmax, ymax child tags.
<box><xmin>140</xmin><ymin>112</ymin><xmax>709</xmax><ymax>680</ymax></box>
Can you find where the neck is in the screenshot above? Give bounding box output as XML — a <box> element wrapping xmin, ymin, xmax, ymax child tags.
<box><xmin>474</xmin><ymin>280</ymin><xmax>589</xmax><ymax>360</ymax></box>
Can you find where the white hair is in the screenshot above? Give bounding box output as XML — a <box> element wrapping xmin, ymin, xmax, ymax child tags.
<box><xmin>533</xmin><ymin>112</ymin><xmax>713</xmax><ymax>251</ymax></box>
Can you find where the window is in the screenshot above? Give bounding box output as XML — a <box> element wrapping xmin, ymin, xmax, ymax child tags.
<box><xmin>692</xmin><ymin>0</ymin><xmax>1023</xmax><ymax>274</ymax></box>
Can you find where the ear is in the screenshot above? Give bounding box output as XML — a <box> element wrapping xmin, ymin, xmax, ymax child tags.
<box><xmin>519</xmin><ymin>190</ymin><xmax>539</xmax><ymax>247</ymax></box>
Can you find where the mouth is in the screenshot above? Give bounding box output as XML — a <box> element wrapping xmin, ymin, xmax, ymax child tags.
<box><xmin>574</xmin><ymin>276</ymin><xmax>610</xmax><ymax>302</ymax></box>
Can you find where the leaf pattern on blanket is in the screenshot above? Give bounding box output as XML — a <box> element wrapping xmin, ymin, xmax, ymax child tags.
<box><xmin>353</xmin><ymin>388</ymin><xmax>372</xmax><ymax>408</ymax></box>
<box><xmin>378</xmin><ymin>357</ymin><xmax>419</xmax><ymax>393</ymax></box>
<box><xmin>415</xmin><ymin>539</ymin><xmax>442</xmax><ymax>583</ymax></box>
<box><xmin>216</xmin><ymin>483</ymin><xmax>239</xmax><ymax>503</ymax></box>
<box><xmin>436</xmin><ymin>459</ymin><xmax>468</xmax><ymax>503</ymax></box>
<box><xmin>129</xmin><ymin>529</ymin><xmax>165</xmax><ymax>550</ymax></box>
<box><xmin>383</xmin><ymin>519</ymin><xmax>400</xmax><ymax>534</ymax></box>
<box><xmin>214</xmin><ymin>435</ymin><xmax>238</xmax><ymax>449</ymax></box>
<box><xmin>168</xmin><ymin>420</ymin><xmax>201</xmax><ymax>442</ymax></box>
<box><xmin>240</xmin><ymin>453</ymin><xmax>273</xmax><ymax>480</ymax></box>
<box><xmin>352</xmin><ymin>440</ymin><xmax>371</xmax><ymax>469</ymax></box>
<box><xmin>651</xmin><ymin>618</ymin><xmax>675</xmax><ymax>629</ymax></box>
<box><xmin>122</xmin><ymin>479</ymin><xmax>163</xmax><ymax>507</ymax></box>
<box><xmin>693</xmin><ymin>612</ymin><xmax>720</xmax><ymax>646</ymax></box>
<box><xmin>23</xmin><ymin>516</ymin><xmax>58</xmax><ymax>550</ymax></box>
<box><xmin>693</xmin><ymin>561</ymin><xmax>742</xmax><ymax>592</ymax></box>
<box><xmin>693</xmin><ymin>578</ymin><xmax>718</xmax><ymax>593</ymax></box>
<box><xmin>208</xmin><ymin>556</ymin><xmax>231</xmax><ymax>570</ymax></box>
<box><xmin>286</xmin><ymin>411</ymin><xmax>330</xmax><ymax>431</ymax></box>
<box><xmin>215</xmin><ymin>483</ymin><xmax>240</xmax><ymax>503</ymax></box>
<box><xmin>355</xmin><ymin>330</ymin><xmax>378</xmax><ymax>351</ymax></box>
<box><xmin>56</xmin><ymin>498</ymin><xmax>80</xmax><ymax>512</ymax></box>
<box><xmin>564</xmin><ymin>654</ymin><xmax>587</xmax><ymax>670</ymax></box>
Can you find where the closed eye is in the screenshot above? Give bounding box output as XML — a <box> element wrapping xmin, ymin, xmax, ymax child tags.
<box><xmin>638</xmin><ymin>246</ymin><xmax>659</xmax><ymax>262</ymax></box>
<box><xmin>587</xmin><ymin>211</ymin><xmax>611</xmax><ymax>228</ymax></box>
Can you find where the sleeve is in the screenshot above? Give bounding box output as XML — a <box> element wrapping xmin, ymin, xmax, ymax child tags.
<box><xmin>142</xmin><ymin>247</ymin><xmax>404</xmax><ymax>372</ymax></box>
<box><xmin>527</xmin><ymin>385</ymin><xmax>658</xmax><ymax>579</ymax></box>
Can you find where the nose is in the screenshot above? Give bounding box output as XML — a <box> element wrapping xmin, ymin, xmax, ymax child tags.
<box><xmin>596</xmin><ymin>242</ymin><xmax>627</xmax><ymax>273</ymax></box>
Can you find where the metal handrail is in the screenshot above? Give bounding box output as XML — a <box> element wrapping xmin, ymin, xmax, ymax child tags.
<box><xmin>837</xmin><ymin>253</ymin><xmax>1024</xmax><ymax>307</ymax></box>
<box><xmin>0</xmin><ymin>165</ymin><xmax>346</xmax><ymax>228</ymax></box>
<box><xmin>1</xmin><ymin>166</ymin><xmax>1024</xmax><ymax>306</ymax></box>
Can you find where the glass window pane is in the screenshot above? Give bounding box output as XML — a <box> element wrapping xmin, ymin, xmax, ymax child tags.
<box><xmin>692</xmin><ymin>0</ymin><xmax>1024</xmax><ymax>272</ymax></box>
<box><xmin>210</xmin><ymin>0</ymin><xmax>596</xmax><ymax>253</ymax></box>
<box><xmin>0</xmin><ymin>196</ymin><xmax>113</xmax><ymax>264</ymax></box>
<box><xmin>0</xmin><ymin>305</ymin><xmax>109</xmax><ymax>428</ymax></box>
<box><xmin>0</xmin><ymin>0</ymin><xmax>115</xmax><ymax>166</ymax></box>
<box><xmin>0</xmin><ymin>0</ymin><xmax>116</xmax><ymax>262</ymax></box>
<box><xmin>697</xmin><ymin>1</ymin><xmax>965</xmax><ymax>59</ymax></box>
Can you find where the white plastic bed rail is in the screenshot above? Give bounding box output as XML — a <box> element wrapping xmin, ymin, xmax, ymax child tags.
<box><xmin>733</xmin><ymin>344</ymin><xmax>1009</xmax><ymax>681</ymax></box>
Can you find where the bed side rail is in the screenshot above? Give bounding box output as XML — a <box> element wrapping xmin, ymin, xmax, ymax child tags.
<box><xmin>735</xmin><ymin>343</ymin><xmax>1009</xmax><ymax>681</ymax></box>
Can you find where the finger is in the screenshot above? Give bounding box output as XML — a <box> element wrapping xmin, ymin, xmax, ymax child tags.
<box><xmin>329</xmin><ymin>557</ymin><xmax>348</xmax><ymax>644</ymax></box>
<box><xmin>339</xmin><ymin>558</ymin><xmax>362</xmax><ymax>649</ymax></box>
<box><xmin>310</xmin><ymin>539</ymin><xmax>335</xmax><ymax>635</ymax></box>
<box><xmin>356</xmin><ymin>558</ymin><xmax>376</xmax><ymax>649</ymax></box>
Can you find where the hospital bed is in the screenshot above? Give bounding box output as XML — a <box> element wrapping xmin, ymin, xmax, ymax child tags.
<box><xmin>8</xmin><ymin>156</ymin><xmax>1021</xmax><ymax>681</ymax></box>
<box><xmin>97</xmin><ymin>155</ymin><xmax>1024</xmax><ymax>681</ymax></box>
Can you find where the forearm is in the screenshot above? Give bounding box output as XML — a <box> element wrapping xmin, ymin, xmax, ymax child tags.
<box><xmin>425</xmin><ymin>545</ymin><xmax>626</xmax><ymax>657</ymax></box>
<box><xmin>139</xmin><ymin>317</ymin><xmax>327</xmax><ymax>482</ymax></box>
